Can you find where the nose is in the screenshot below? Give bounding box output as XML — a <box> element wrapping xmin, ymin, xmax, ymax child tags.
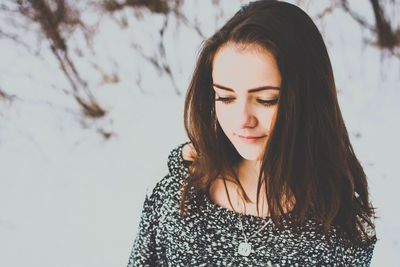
<box><xmin>238</xmin><ymin>101</ymin><xmax>256</xmax><ymax>129</ymax></box>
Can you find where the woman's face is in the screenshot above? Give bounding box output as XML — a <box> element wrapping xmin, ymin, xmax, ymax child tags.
<box><xmin>212</xmin><ymin>43</ymin><xmax>281</xmax><ymax>161</ymax></box>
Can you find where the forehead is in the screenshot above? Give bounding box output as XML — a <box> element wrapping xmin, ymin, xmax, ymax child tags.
<box><xmin>211</xmin><ymin>43</ymin><xmax>281</xmax><ymax>92</ymax></box>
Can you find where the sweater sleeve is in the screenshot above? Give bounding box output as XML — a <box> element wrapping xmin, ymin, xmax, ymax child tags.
<box><xmin>335</xmin><ymin>235</ymin><xmax>377</xmax><ymax>267</ymax></box>
<box><xmin>126</xmin><ymin>179</ymin><xmax>166</xmax><ymax>267</ymax></box>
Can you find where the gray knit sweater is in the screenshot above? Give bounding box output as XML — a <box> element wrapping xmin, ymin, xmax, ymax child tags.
<box><xmin>127</xmin><ymin>142</ymin><xmax>377</xmax><ymax>266</ymax></box>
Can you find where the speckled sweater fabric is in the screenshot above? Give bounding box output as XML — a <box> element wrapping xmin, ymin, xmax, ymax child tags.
<box><xmin>127</xmin><ymin>142</ymin><xmax>377</xmax><ymax>267</ymax></box>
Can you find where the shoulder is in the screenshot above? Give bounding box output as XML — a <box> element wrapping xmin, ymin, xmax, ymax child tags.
<box><xmin>145</xmin><ymin>142</ymin><xmax>192</xmax><ymax>201</ymax></box>
<box><xmin>331</xmin><ymin>223</ymin><xmax>378</xmax><ymax>266</ymax></box>
<box><xmin>166</xmin><ymin>141</ymin><xmax>193</xmax><ymax>178</ymax></box>
<box><xmin>181</xmin><ymin>142</ymin><xmax>196</xmax><ymax>161</ymax></box>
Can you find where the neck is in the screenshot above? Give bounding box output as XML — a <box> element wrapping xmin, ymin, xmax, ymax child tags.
<box><xmin>237</xmin><ymin>159</ymin><xmax>263</xmax><ymax>183</ymax></box>
<box><xmin>235</xmin><ymin>159</ymin><xmax>266</xmax><ymax>202</ymax></box>
<box><xmin>235</xmin><ymin>159</ymin><xmax>295</xmax><ymax>214</ymax></box>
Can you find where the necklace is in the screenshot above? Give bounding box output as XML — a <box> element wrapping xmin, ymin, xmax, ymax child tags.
<box><xmin>237</xmin><ymin>214</ymin><xmax>270</xmax><ymax>256</ymax></box>
<box><xmin>236</xmin><ymin>187</ymin><xmax>270</xmax><ymax>257</ymax></box>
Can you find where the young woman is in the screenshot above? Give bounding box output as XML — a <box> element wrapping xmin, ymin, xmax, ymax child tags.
<box><xmin>127</xmin><ymin>1</ymin><xmax>377</xmax><ymax>266</ymax></box>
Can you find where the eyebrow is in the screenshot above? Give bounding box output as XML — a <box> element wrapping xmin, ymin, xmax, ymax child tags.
<box><xmin>212</xmin><ymin>83</ymin><xmax>280</xmax><ymax>93</ymax></box>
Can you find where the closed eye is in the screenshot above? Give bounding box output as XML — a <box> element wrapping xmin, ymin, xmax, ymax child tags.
<box><xmin>215</xmin><ymin>97</ymin><xmax>234</xmax><ymax>104</ymax></box>
<box><xmin>215</xmin><ymin>97</ymin><xmax>279</xmax><ymax>107</ymax></box>
<box><xmin>257</xmin><ymin>99</ymin><xmax>279</xmax><ymax>107</ymax></box>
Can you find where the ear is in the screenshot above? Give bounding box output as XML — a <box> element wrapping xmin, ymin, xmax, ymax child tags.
<box><xmin>182</xmin><ymin>142</ymin><xmax>196</xmax><ymax>161</ymax></box>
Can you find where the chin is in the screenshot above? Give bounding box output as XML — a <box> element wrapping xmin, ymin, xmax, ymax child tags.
<box><xmin>232</xmin><ymin>141</ymin><xmax>263</xmax><ymax>161</ymax></box>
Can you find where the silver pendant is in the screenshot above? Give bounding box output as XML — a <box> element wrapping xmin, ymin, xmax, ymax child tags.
<box><xmin>238</xmin><ymin>242</ymin><xmax>252</xmax><ymax>256</ymax></box>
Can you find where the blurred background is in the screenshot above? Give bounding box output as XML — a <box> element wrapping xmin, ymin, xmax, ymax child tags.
<box><xmin>0</xmin><ymin>0</ymin><xmax>399</xmax><ymax>266</ymax></box>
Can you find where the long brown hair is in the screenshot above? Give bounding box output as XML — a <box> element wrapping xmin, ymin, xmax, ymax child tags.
<box><xmin>181</xmin><ymin>0</ymin><xmax>376</xmax><ymax>244</ymax></box>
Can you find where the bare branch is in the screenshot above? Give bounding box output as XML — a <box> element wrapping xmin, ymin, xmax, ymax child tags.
<box><xmin>0</xmin><ymin>28</ymin><xmax>31</xmax><ymax>50</ymax></box>
<box><xmin>340</xmin><ymin>0</ymin><xmax>400</xmax><ymax>51</ymax></box>
<box><xmin>101</xmin><ymin>0</ymin><xmax>170</xmax><ymax>14</ymax></box>
<box><xmin>74</xmin><ymin>95</ymin><xmax>106</xmax><ymax>118</ymax></box>
<box><xmin>340</xmin><ymin>0</ymin><xmax>375</xmax><ymax>31</ymax></box>
<box><xmin>13</xmin><ymin>0</ymin><xmax>107</xmax><ymax>119</ymax></box>
<box><xmin>369</xmin><ymin>0</ymin><xmax>399</xmax><ymax>50</ymax></box>
<box><xmin>158</xmin><ymin>17</ymin><xmax>181</xmax><ymax>95</ymax></box>
<box><xmin>172</xmin><ymin>8</ymin><xmax>206</xmax><ymax>39</ymax></box>
<box><xmin>0</xmin><ymin>88</ymin><xmax>16</xmax><ymax>102</ymax></box>
<box><xmin>19</xmin><ymin>0</ymin><xmax>67</xmax><ymax>51</ymax></box>
<box><xmin>313</xmin><ymin>2</ymin><xmax>336</xmax><ymax>20</ymax></box>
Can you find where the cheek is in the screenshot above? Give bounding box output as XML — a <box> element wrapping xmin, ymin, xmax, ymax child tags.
<box><xmin>215</xmin><ymin>105</ymin><xmax>233</xmax><ymax>128</ymax></box>
<box><xmin>264</xmin><ymin>108</ymin><xmax>278</xmax><ymax>130</ymax></box>
<box><xmin>256</xmin><ymin>104</ymin><xmax>278</xmax><ymax>130</ymax></box>
<box><xmin>215</xmin><ymin>105</ymin><xmax>239</xmax><ymax>140</ymax></box>
<box><xmin>215</xmin><ymin>104</ymin><xmax>278</xmax><ymax>131</ymax></box>
<box><xmin>269</xmin><ymin>107</ymin><xmax>278</xmax><ymax>129</ymax></box>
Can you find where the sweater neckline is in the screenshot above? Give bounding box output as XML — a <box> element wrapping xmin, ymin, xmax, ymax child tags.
<box><xmin>176</xmin><ymin>141</ymin><xmax>294</xmax><ymax>226</ymax></box>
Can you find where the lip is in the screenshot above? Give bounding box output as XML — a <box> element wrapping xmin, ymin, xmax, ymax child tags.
<box><xmin>238</xmin><ymin>135</ymin><xmax>266</xmax><ymax>144</ymax></box>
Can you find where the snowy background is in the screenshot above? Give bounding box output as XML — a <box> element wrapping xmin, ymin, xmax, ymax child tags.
<box><xmin>0</xmin><ymin>0</ymin><xmax>399</xmax><ymax>266</ymax></box>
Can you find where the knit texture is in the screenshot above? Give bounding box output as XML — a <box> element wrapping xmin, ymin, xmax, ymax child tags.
<box><xmin>127</xmin><ymin>142</ymin><xmax>377</xmax><ymax>267</ymax></box>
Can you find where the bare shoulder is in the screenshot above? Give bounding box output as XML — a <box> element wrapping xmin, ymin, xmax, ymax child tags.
<box><xmin>182</xmin><ymin>142</ymin><xmax>196</xmax><ymax>161</ymax></box>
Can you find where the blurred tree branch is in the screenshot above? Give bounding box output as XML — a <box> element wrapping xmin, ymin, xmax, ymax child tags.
<box><xmin>16</xmin><ymin>0</ymin><xmax>106</xmax><ymax>118</ymax></box>
<box><xmin>102</xmin><ymin>0</ymin><xmax>171</xmax><ymax>14</ymax></box>
<box><xmin>369</xmin><ymin>0</ymin><xmax>399</xmax><ymax>50</ymax></box>
<box><xmin>340</xmin><ymin>0</ymin><xmax>399</xmax><ymax>55</ymax></box>
<box><xmin>0</xmin><ymin>87</ymin><xmax>16</xmax><ymax>102</ymax></box>
<box><xmin>0</xmin><ymin>28</ymin><xmax>31</xmax><ymax>50</ymax></box>
<box><xmin>100</xmin><ymin>0</ymin><xmax>202</xmax><ymax>95</ymax></box>
<box><xmin>0</xmin><ymin>0</ymin><xmax>398</xmax><ymax>128</ymax></box>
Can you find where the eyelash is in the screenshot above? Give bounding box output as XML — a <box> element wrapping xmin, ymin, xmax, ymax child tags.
<box><xmin>215</xmin><ymin>97</ymin><xmax>279</xmax><ymax>107</ymax></box>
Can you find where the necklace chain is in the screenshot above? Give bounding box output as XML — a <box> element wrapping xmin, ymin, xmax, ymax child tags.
<box><xmin>238</xmin><ymin>213</ymin><xmax>270</xmax><ymax>242</ymax></box>
<box><xmin>236</xmin><ymin>186</ymin><xmax>271</xmax><ymax>256</ymax></box>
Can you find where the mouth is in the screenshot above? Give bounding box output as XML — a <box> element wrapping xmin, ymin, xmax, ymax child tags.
<box><xmin>238</xmin><ymin>135</ymin><xmax>267</xmax><ymax>144</ymax></box>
